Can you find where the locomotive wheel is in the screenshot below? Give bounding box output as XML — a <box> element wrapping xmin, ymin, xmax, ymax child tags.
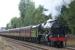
<box><xmin>54</xmin><ymin>41</ymin><xmax>57</xmax><ymax>47</ymax></box>
<box><xmin>48</xmin><ymin>41</ymin><xmax>51</xmax><ymax>46</ymax></box>
<box><xmin>60</xmin><ymin>41</ymin><xmax>64</xmax><ymax>48</ymax></box>
<box><xmin>57</xmin><ymin>41</ymin><xmax>64</xmax><ymax>48</ymax></box>
<box><xmin>48</xmin><ymin>41</ymin><xmax>54</xmax><ymax>46</ymax></box>
<box><xmin>50</xmin><ymin>41</ymin><xmax>54</xmax><ymax>47</ymax></box>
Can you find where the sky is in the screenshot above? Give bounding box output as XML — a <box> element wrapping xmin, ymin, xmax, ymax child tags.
<box><xmin>0</xmin><ymin>0</ymin><xmax>72</xmax><ymax>27</ymax></box>
<box><xmin>0</xmin><ymin>0</ymin><xmax>20</xmax><ymax>27</ymax></box>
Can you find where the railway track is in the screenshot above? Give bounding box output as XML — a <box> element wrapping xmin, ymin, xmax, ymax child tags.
<box><xmin>4</xmin><ymin>37</ymin><xmax>48</xmax><ymax>50</ymax></box>
<box><xmin>3</xmin><ymin>37</ymin><xmax>74</xmax><ymax>50</ymax></box>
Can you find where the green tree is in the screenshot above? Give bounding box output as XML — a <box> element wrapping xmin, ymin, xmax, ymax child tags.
<box><xmin>19</xmin><ymin>0</ymin><xmax>48</xmax><ymax>26</ymax></box>
<box><xmin>6</xmin><ymin>0</ymin><xmax>49</xmax><ymax>29</ymax></box>
<box><xmin>6</xmin><ymin>23</ymin><xmax>12</xmax><ymax>29</ymax></box>
<box><xmin>32</xmin><ymin>5</ymin><xmax>49</xmax><ymax>25</ymax></box>
<box><xmin>10</xmin><ymin>17</ymin><xmax>19</xmax><ymax>28</ymax></box>
<box><xmin>60</xmin><ymin>0</ymin><xmax>75</xmax><ymax>34</ymax></box>
<box><xmin>19</xmin><ymin>0</ymin><xmax>35</xmax><ymax>26</ymax></box>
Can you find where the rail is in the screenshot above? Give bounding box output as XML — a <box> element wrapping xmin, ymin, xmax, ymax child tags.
<box><xmin>2</xmin><ymin>36</ymin><xmax>74</xmax><ymax>50</ymax></box>
<box><xmin>4</xmin><ymin>37</ymin><xmax>48</xmax><ymax>50</ymax></box>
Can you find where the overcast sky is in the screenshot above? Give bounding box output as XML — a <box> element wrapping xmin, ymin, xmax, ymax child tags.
<box><xmin>0</xmin><ymin>0</ymin><xmax>72</xmax><ymax>27</ymax></box>
<box><xmin>0</xmin><ymin>0</ymin><xmax>20</xmax><ymax>27</ymax></box>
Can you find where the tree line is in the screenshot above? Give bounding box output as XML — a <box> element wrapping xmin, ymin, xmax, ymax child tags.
<box><xmin>6</xmin><ymin>0</ymin><xmax>50</xmax><ymax>29</ymax></box>
<box><xmin>6</xmin><ymin>0</ymin><xmax>75</xmax><ymax>34</ymax></box>
<box><xmin>60</xmin><ymin>0</ymin><xmax>75</xmax><ymax>34</ymax></box>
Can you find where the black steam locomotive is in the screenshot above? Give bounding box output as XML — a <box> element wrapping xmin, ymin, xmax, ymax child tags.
<box><xmin>38</xmin><ymin>18</ymin><xmax>69</xmax><ymax>47</ymax></box>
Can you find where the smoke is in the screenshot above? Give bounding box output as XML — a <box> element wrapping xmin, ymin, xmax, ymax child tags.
<box><xmin>44</xmin><ymin>0</ymin><xmax>73</xmax><ymax>19</ymax></box>
<box><xmin>42</xmin><ymin>19</ymin><xmax>55</xmax><ymax>28</ymax></box>
<box><xmin>33</xmin><ymin>0</ymin><xmax>73</xmax><ymax>19</ymax></box>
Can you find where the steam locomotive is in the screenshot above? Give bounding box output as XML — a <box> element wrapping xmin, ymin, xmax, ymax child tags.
<box><xmin>0</xmin><ymin>18</ymin><xmax>69</xmax><ymax>48</ymax></box>
<box><xmin>38</xmin><ymin>18</ymin><xmax>68</xmax><ymax>47</ymax></box>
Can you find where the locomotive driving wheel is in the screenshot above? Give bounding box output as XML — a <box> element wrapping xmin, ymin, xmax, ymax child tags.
<box><xmin>56</xmin><ymin>41</ymin><xmax>64</xmax><ymax>48</ymax></box>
